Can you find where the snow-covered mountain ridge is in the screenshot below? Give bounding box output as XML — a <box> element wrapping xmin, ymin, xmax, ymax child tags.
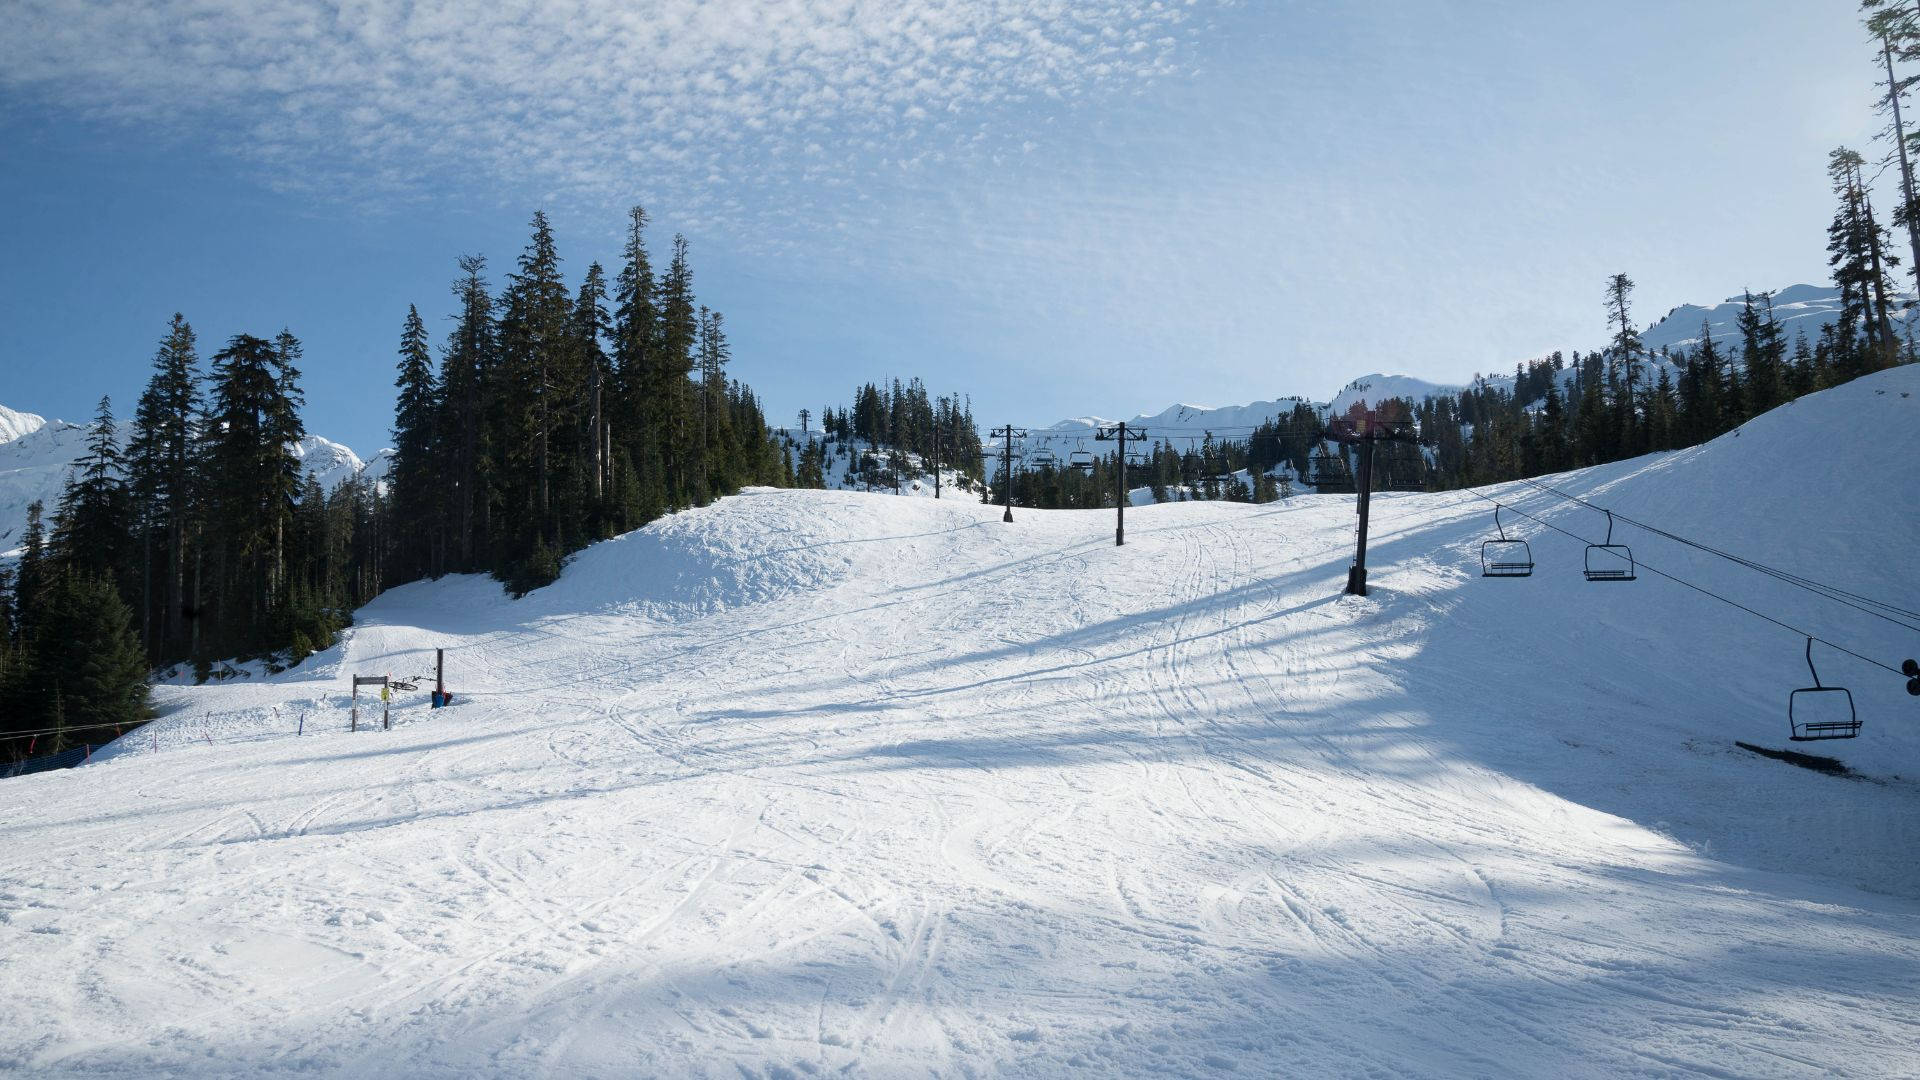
<box><xmin>0</xmin><ymin>404</ymin><xmax>46</xmax><ymax>445</ymax></box>
<box><xmin>0</xmin><ymin>413</ymin><xmax>388</xmax><ymax>553</ymax></box>
<box><xmin>1037</xmin><ymin>282</ymin><xmax>1905</xmax><ymax>441</ymax></box>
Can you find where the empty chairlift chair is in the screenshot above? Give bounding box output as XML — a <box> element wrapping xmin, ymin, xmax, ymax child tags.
<box><xmin>1583</xmin><ymin>509</ymin><xmax>1637</xmax><ymax>582</ymax></box>
<box><xmin>1480</xmin><ymin>505</ymin><xmax>1533</xmax><ymax>578</ymax></box>
<box><xmin>1069</xmin><ymin>448</ymin><xmax>1095</xmax><ymax>473</ymax></box>
<box><xmin>1789</xmin><ymin>637</ymin><xmax>1861</xmax><ymax>742</ymax></box>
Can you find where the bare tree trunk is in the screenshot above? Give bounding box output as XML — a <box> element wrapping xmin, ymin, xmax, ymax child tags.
<box><xmin>141</xmin><ymin>518</ymin><xmax>154</xmax><ymax>660</ymax></box>
<box><xmin>1882</xmin><ymin>32</ymin><xmax>1920</xmax><ymax>297</ymax></box>
<box><xmin>1866</xmin><ymin>189</ymin><xmax>1899</xmax><ymax>369</ymax></box>
<box><xmin>588</xmin><ymin>365</ymin><xmax>604</xmax><ymax>501</ymax></box>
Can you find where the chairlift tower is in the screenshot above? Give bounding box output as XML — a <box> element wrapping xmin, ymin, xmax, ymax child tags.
<box><xmin>1095</xmin><ymin>422</ymin><xmax>1148</xmax><ymax>546</ymax></box>
<box><xmin>1328</xmin><ymin>408</ymin><xmax>1417</xmax><ymax>596</ymax></box>
<box><xmin>990</xmin><ymin>426</ymin><xmax>1027</xmax><ymax>522</ymax></box>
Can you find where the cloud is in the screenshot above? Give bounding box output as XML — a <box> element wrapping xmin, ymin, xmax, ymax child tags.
<box><xmin>2</xmin><ymin>0</ymin><xmax>1208</xmax><ymax>234</ymax></box>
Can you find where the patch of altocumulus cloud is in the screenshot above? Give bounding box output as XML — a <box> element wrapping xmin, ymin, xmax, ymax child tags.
<box><xmin>0</xmin><ymin>0</ymin><xmax>1204</xmax><ymax>239</ymax></box>
<box><xmin>0</xmin><ymin>1</ymin><xmax>1889</xmax><ymax>447</ymax></box>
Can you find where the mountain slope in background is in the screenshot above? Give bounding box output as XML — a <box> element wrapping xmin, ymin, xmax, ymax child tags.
<box><xmin>289</xmin><ymin>434</ymin><xmax>370</xmax><ymax>493</ymax></box>
<box><xmin>0</xmin><ymin>418</ymin><xmax>90</xmax><ymax>550</ymax></box>
<box><xmin>1</xmin><ymin>367</ymin><xmax>1914</xmax><ymax>1076</ymax></box>
<box><xmin>1034</xmin><ymin>283</ymin><xmax>1908</xmax><ymax>442</ymax></box>
<box><xmin>0</xmin><ymin>418</ymin><xmax>389</xmax><ymax>555</ymax></box>
<box><xmin>1640</xmin><ymin>282</ymin><xmax>1910</xmax><ymax>353</ymax></box>
<box><xmin>0</xmin><ymin>405</ymin><xmax>46</xmax><ymax>446</ymax></box>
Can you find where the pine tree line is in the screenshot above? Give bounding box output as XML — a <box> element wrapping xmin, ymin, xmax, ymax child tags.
<box><xmin>385</xmin><ymin>209</ymin><xmax>789</xmax><ymax>595</ymax></box>
<box><xmin>0</xmin><ymin>323</ymin><xmax>377</xmax><ymax>756</ymax></box>
<box><xmin>798</xmin><ymin>380</ymin><xmax>985</xmax><ymax>492</ymax></box>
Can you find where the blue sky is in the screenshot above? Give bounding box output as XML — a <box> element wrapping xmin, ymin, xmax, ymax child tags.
<box><xmin>0</xmin><ymin>1</ymin><xmax>1893</xmax><ymax>455</ymax></box>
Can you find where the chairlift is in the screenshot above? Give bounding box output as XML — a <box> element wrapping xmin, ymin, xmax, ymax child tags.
<box><xmin>1582</xmin><ymin>509</ymin><xmax>1637</xmax><ymax>582</ymax></box>
<box><xmin>1788</xmin><ymin>637</ymin><xmax>1860</xmax><ymax>742</ymax></box>
<box><xmin>1479</xmin><ymin>505</ymin><xmax>1533</xmax><ymax>578</ymax></box>
<box><xmin>1029</xmin><ymin>447</ymin><xmax>1059</xmax><ymax>468</ymax></box>
<box><xmin>1069</xmin><ymin>447</ymin><xmax>1095</xmax><ymax>472</ymax></box>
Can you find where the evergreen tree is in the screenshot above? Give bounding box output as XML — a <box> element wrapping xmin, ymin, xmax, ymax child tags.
<box><xmin>204</xmin><ymin>332</ymin><xmax>306</xmax><ymax>653</ymax></box>
<box><xmin>573</xmin><ymin>262</ymin><xmax>613</xmax><ymax>532</ymax></box>
<box><xmin>13</xmin><ymin>502</ymin><xmax>49</xmax><ymax>643</ymax></box>
<box><xmin>657</xmin><ymin>235</ymin><xmax>700</xmax><ymax>505</ymax></box>
<box><xmin>698</xmin><ymin>307</ymin><xmax>735</xmax><ymax>499</ymax></box>
<box><xmin>1827</xmin><ymin>147</ymin><xmax>1901</xmax><ymax>377</ymax></box>
<box><xmin>1863</xmin><ymin>1</ymin><xmax>1920</xmax><ymax>297</ymax></box>
<box><xmin>52</xmin><ymin>396</ymin><xmax>133</xmax><ymax>588</ymax></box>
<box><xmin>611</xmin><ymin>207</ymin><xmax>666</xmax><ymax>527</ymax></box>
<box><xmin>1688</xmin><ymin>319</ymin><xmax>1727</xmax><ymax>439</ymax></box>
<box><xmin>1604</xmin><ymin>273</ymin><xmax>1643</xmax><ymax>454</ymax></box>
<box><xmin>1737</xmin><ymin>291</ymin><xmax>1785</xmax><ymax>415</ymax></box>
<box><xmin>126</xmin><ymin>314</ymin><xmax>203</xmax><ymax>660</ymax></box>
<box><xmin>441</xmin><ymin>255</ymin><xmax>495</xmax><ymax>571</ymax></box>
<box><xmin>30</xmin><ymin>575</ymin><xmax>150</xmax><ymax>742</ymax></box>
<box><xmin>497</xmin><ymin>211</ymin><xmax>575</xmax><ymax>556</ymax></box>
<box><xmin>391</xmin><ymin>304</ymin><xmax>439</xmax><ymax>579</ymax></box>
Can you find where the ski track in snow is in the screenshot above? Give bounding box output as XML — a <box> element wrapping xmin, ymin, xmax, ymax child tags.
<box><xmin>2</xmin><ymin>370</ymin><xmax>1920</xmax><ymax>1077</ymax></box>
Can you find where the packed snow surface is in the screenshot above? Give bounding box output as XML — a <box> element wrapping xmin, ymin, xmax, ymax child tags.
<box><xmin>4</xmin><ymin>370</ymin><xmax>1920</xmax><ymax>1077</ymax></box>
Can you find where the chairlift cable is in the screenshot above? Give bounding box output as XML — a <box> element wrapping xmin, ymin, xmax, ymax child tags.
<box><xmin>1513</xmin><ymin>477</ymin><xmax>1920</xmax><ymax>631</ymax></box>
<box><xmin>1459</xmin><ymin>488</ymin><xmax>1910</xmax><ymax>679</ymax></box>
<box><xmin>1515</xmin><ymin>475</ymin><xmax>1920</xmax><ymax>618</ymax></box>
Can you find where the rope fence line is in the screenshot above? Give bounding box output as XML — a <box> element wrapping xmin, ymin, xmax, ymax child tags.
<box><xmin>3</xmin><ymin>675</ymin><xmax>452</xmax><ymax>775</ymax></box>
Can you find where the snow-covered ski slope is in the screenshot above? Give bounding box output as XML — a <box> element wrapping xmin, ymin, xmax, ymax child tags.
<box><xmin>6</xmin><ymin>369</ymin><xmax>1920</xmax><ymax>1078</ymax></box>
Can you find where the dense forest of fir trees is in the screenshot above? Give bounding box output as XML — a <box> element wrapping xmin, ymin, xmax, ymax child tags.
<box><xmin>387</xmin><ymin>208</ymin><xmax>787</xmax><ymax>594</ymax></box>
<box><xmin>0</xmin><ymin>208</ymin><xmax>788</xmax><ymax>758</ymax></box>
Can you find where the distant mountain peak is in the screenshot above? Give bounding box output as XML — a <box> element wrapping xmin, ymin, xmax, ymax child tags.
<box><xmin>0</xmin><ymin>403</ymin><xmax>387</xmax><ymax>555</ymax></box>
<box><xmin>0</xmin><ymin>404</ymin><xmax>47</xmax><ymax>446</ymax></box>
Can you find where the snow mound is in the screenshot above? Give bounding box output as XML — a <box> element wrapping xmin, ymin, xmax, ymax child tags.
<box><xmin>519</xmin><ymin>488</ymin><xmax>993</xmax><ymax>618</ymax></box>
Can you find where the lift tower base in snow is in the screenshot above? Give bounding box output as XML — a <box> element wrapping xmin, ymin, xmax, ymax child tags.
<box><xmin>1329</xmin><ymin>408</ymin><xmax>1417</xmax><ymax>597</ymax></box>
